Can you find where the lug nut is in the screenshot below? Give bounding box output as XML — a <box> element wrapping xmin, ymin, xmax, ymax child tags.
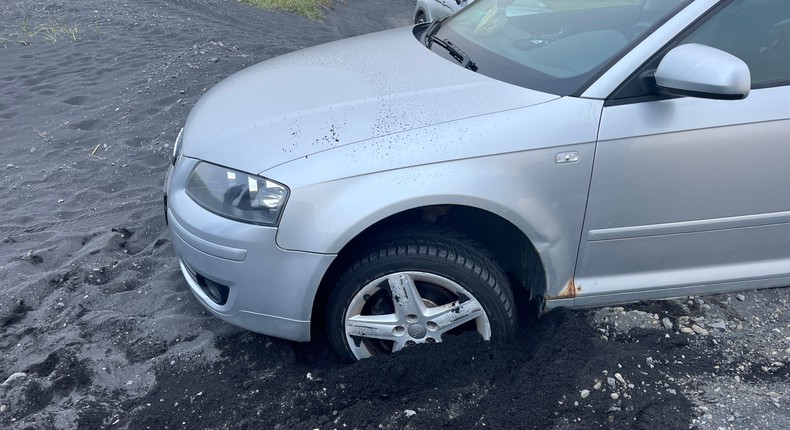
<box><xmin>406</xmin><ymin>314</ymin><xmax>418</xmax><ymax>323</ymax></box>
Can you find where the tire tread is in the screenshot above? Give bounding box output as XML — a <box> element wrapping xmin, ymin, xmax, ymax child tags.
<box><xmin>327</xmin><ymin>224</ymin><xmax>517</xmax><ymax>361</ymax></box>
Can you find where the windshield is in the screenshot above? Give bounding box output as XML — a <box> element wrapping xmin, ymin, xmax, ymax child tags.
<box><xmin>431</xmin><ymin>0</ymin><xmax>691</xmax><ymax>95</ymax></box>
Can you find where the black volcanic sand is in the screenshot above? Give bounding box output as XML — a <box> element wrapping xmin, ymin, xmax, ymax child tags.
<box><xmin>1</xmin><ymin>1</ymin><xmax>788</xmax><ymax>429</ymax></box>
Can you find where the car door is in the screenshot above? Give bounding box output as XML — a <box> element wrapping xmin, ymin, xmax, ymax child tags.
<box><xmin>574</xmin><ymin>0</ymin><xmax>790</xmax><ymax>303</ymax></box>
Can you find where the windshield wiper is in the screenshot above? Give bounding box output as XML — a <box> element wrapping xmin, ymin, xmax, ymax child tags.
<box><xmin>429</xmin><ymin>36</ymin><xmax>478</xmax><ymax>72</ymax></box>
<box><xmin>423</xmin><ymin>17</ymin><xmax>445</xmax><ymax>41</ymax></box>
<box><xmin>422</xmin><ymin>17</ymin><xmax>478</xmax><ymax>72</ymax></box>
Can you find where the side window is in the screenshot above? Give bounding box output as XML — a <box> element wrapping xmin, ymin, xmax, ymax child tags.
<box><xmin>681</xmin><ymin>0</ymin><xmax>790</xmax><ymax>87</ymax></box>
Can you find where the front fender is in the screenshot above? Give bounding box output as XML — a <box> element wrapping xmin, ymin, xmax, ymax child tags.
<box><xmin>269</xmin><ymin>97</ymin><xmax>602</xmax><ymax>296</ymax></box>
<box><xmin>275</xmin><ymin>145</ymin><xmax>593</xmax><ymax>296</ymax></box>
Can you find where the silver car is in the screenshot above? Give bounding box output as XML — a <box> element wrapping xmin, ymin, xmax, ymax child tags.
<box><xmin>165</xmin><ymin>0</ymin><xmax>790</xmax><ymax>362</ymax></box>
<box><xmin>414</xmin><ymin>0</ymin><xmax>470</xmax><ymax>24</ymax></box>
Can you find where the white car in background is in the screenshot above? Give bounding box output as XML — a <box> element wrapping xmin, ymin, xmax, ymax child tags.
<box><xmin>414</xmin><ymin>0</ymin><xmax>471</xmax><ymax>24</ymax></box>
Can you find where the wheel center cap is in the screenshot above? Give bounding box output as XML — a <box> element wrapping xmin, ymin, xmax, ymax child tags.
<box><xmin>407</xmin><ymin>324</ymin><xmax>426</xmax><ymax>339</ymax></box>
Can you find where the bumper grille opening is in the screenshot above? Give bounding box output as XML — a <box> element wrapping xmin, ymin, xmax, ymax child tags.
<box><xmin>183</xmin><ymin>262</ymin><xmax>230</xmax><ymax>305</ymax></box>
<box><xmin>199</xmin><ymin>277</ymin><xmax>230</xmax><ymax>305</ymax></box>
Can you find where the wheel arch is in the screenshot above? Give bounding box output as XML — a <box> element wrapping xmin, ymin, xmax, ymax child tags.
<box><xmin>414</xmin><ymin>1</ymin><xmax>430</xmax><ymax>21</ymax></box>
<box><xmin>310</xmin><ymin>204</ymin><xmax>547</xmax><ymax>336</ymax></box>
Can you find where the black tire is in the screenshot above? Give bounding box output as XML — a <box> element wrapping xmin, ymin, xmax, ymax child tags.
<box><xmin>326</xmin><ymin>225</ymin><xmax>517</xmax><ymax>362</ymax></box>
<box><xmin>414</xmin><ymin>11</ymin><xmax>427</xmax><ymax>24</ymax></box>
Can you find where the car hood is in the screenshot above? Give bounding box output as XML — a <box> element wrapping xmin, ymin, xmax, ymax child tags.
<box><xmin>182</xmin><ymin>26</ymin><xmax>558</xmax><ymax>175</ymax></box>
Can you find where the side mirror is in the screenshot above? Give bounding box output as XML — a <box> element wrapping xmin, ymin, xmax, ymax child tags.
<box><xmin>654</xmin><ymin>43</ymin><xmax>751</xmax><ymax>100</ymax></box>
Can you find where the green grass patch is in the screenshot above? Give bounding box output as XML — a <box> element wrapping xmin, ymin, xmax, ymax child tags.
<box><xmin>243</xmin><ymin>0</ymin><xmax>332</xmax><ymax>20</ymax></box>
<box><xmin>0</xmin><ymin>19</ymin><xmax>79</xmax><ymax>48</ymax></box>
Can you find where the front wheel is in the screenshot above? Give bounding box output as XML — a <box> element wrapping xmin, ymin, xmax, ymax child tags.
<box><xmin>326</xmin><ymin>227</ymin><xmax>517</xmax><ymax>362</ymax></box>
<box><xmin>414</xmin><ymin>11</ymin><xmax>427</xmax><ymax>24</ymax></box>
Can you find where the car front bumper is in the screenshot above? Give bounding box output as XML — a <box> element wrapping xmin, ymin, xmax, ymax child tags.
<box><xmin>165</xmin><ymin>159</ymin><xmax>335</xmax><ymax>342</ymax></box>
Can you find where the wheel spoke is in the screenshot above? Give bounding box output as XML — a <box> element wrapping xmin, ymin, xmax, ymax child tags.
<box><xmin>426</xmin><ymin>298</ymin><xmax>484</xmax><ymax>335</ymax></box>
<box><xmin>345</xmin><ymin>314</ymin><xmax>401</xmax><ymax>342</ymax></box>
<box><xmin>386</xmin><ymin>273</ymin><xmax>427</xmax><ymax>318</ymax></box>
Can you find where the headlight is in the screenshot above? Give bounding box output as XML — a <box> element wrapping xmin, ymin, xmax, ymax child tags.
<box><xmin>172</xmin><ymin>128</ymin><xmax>184</xmax><ymax>166</ymax></box>
<box><xmin>185</xmin><ymin>161</ymin><xmax>289</xmax><ymax>226</ymax></box>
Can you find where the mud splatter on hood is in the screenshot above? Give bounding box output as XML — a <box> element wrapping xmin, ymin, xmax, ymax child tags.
<box><xmin>182</xmin><ymin>26</ymin><xmax>556</xmax><ymax>174</ymax></box>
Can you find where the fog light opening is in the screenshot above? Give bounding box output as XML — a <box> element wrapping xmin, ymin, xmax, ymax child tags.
<box><xmin>196</xmin><ymin>275</ymin><xmax>230</xmax><ymax>306</ymax></box>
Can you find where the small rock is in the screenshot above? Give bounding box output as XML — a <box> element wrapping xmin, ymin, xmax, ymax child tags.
<box><xmin>306</xmin><ymin>373</ymin><xmax>314</xmax><ymax>381</ymax></box>
<box><xmin>607</xmin><ymin>377</ymin><xmax>616</xmax><ymax>388</ymax></box>
<box><xmin>691</xmin><ymin>325</ymin><xmax>709</xmax><ymax>335</ymax></box>
<box><xmin>680</xmin><ymin>327</ymin><xmax>694</xmax><ymax>334</ymax></box>
<box><xmin>611</xmin><ymin>393</ymin><xmax>620</xmax><ymax>400</ymax></box>
<box><xmin>6</xmin><ymin>164</ymin><xmax>13</xmax><ymax>168</ymax></box>
<box><xmin>593</xmin><ymin>380</ymin><xmax>602</xmax><ymax>390</ymax></box>
<box><xmin>30</xmin><ymin>147</ymin><xmax>36</xmax><ymax>154</ymax></box>
<box><xmin>661</xmin><ymin>317</ymin><xmax>673</xmax><ymax>330</ymax></box>
<box><xmin>580</xmin><ymin>389</ymin><xmax>590</xmax><ymax>399</ymax></box>
<box><xmin>57</xmin><ymin>199</ymin><xmax>64</xmax><ymax>203</ymax></box>
<box><xmin>708</xmin><ymin>321</ymin><xmax>728</xmax><ymax>331</ymax></box>
<box><xmin>614</xmin><ymin>373</ymin><xmax>626</xmax><ymax>385</ymax></box>
<box><xmin>0</xmin><ymin>404</ymin><xmax>6</xmax><ymax>413</ymax></box>
<box><xmin>2</xmin><ymin>372</ymin><xmax>27</xmax><ymax>386</ymax></box>
<box><xmin>210</xmin><ymin>57</ymin><xmax>219</xmax><ymax>63</ymax></box>
<box><xmin>404</xmin><ymin>409</ymin><xmax>416</xmax><ymax>417</ymax></box>
<box><xmin>736</xmin><ymin>294</ymin><xmax>746</xmax><ymax>301</ymax></box>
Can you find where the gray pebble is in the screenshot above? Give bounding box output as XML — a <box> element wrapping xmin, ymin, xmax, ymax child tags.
<box><xmin>692</xmin><ymin>324</ymin><xmax>709</xmax><ymax>335</ymax></box>
<box><xmin>736</xmin><ymin>294</ymin><xmax>746</xmax><ymax>301</ymax></box>
<box><xmin>2</xmin><ymin>372</ymin><xmax>27</xmax><ymax>386</ymax></box>
<box><xmin>709</xmin><ymin>321</ymin><xmax>728</xmax><ymax>331</ymax></box>
<box><xmin>662</xmin><ymin>317</ymin><xmax>673</xmax><ymax>330</ymax></box>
